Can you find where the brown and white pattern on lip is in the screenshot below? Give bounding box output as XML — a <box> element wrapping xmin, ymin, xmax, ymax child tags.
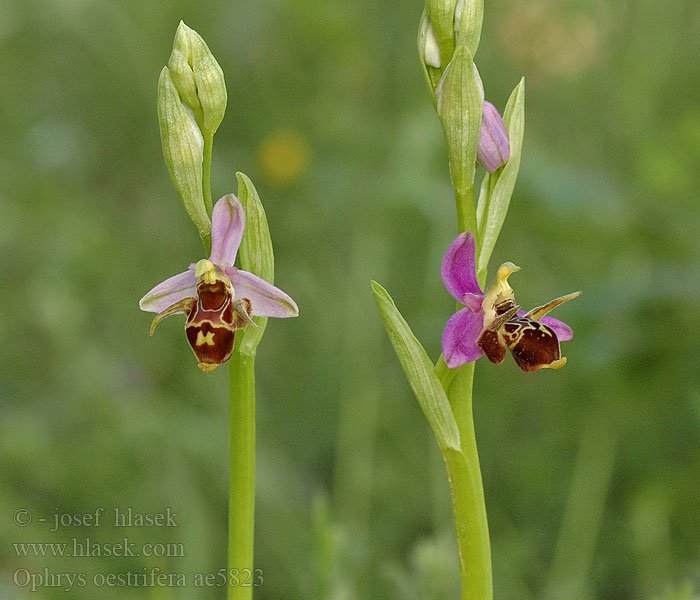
<box><xmin>140</xmin><ymin>194</ymin><xmax>298</xmax><ymax>372</ymax></box>
<box><xmin>440</xmin><ymin>231</ymin><xmax>580</xmax><ymax>371</ymax></box>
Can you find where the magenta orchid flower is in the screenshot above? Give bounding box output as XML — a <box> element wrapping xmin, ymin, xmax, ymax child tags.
<box><xmin>441</xmin><ymin>231</ymin><xmax>580</xmax><ymax>371</ymax></box>
<box><xmin>140</xmin><ymin>194</ymin><xmax>298</xmax><ymax>372</ymax></box>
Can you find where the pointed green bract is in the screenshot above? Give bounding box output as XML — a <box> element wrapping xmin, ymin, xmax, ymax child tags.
<box><xmin>157</xmin><ymin>66</ymin><xmax>211</xmax><ymax>247</ymax></box>
<box><xmin>436</xmin><ymin>45</ymin><xmax>483</xmax><ymax>226</ymax></box>
<box><xmin>454</xmin><ymin>0</ymin><xmax>483</xmax><ymax>58</ymax></box>
<box><xmin>476</xmin><ymin>78</ymin><xmax>525</xmax><ymax>282</ymax></box>
<box><xmin>236</xmin><ymin>172</ymin><xmax>274</xmax><ymax>355</ymax></box>
<box><xmin>371</xmin><ymin>281</ymin><xmax>461</xmax><ymax>451</ymax></box>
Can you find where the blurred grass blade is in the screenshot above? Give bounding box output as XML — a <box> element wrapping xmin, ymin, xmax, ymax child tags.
<box><xmin>236</xmin><ymin>172</ymin><xmax>273</xmax><ymax>355</ymax></box>
<box><xmin>371</xmin><ymin>281</ymin><xmax>460</xmax><ymax>451</ymax></box>
<box><xmin>476</xmin><ymin>78</ymin><xmax>525</xmax><ymax>280</ymax></box>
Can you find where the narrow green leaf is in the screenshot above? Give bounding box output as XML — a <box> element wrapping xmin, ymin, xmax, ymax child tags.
<box><xmin>436</xmin><ymin>45</ymin><xmax>483</xmax><ymax>205</ymax></box>
<box><xmin>371</xmin><ymin>281</ymin><xmax>461</xmax><ymax>451</ymax></box>
<box><xmin>236</xmin><ymin>172</ymin><xmax>273</xmax><ymax>355</ymax></box>
<box><xmin>476</xmin><ymin>78</ymin><xmax>525</xmax><ymax>278</ymax></box>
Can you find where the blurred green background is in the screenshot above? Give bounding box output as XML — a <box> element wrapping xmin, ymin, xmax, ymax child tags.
<box><xmin>2</xmin><ymin>0</ymin><xmax>699</xmax><ymax>598</ymax></box>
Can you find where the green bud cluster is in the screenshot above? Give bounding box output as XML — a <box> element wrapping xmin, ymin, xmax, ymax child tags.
<box><xmin>168</xmin><ymin>21</ymin><xmax>227</xmax><ymax>137</ymax></box>
<box><xmin>157</xmin><ymin>21</ymin><xmax>228</xmax><ymax>250</ymax></box>
<box><xmin>418</xmin><ymin>0</ymin><xmax>524</xmax><ymax>261</ymax></box>
<box><xmin>419</xmin><ymin>1</ymin><xmax>484</xmax><ymax>233</ymax></box>
<box><xmin>419</xmin><ymin>0</ymin><xmax>483</xmax><ymax>98</ymax></box>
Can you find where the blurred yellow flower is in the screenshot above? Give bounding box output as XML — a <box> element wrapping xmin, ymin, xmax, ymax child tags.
<box><xmin>255</xmin><ymin>128</ymin><xmax>311</xmax><ymax>188</ymax></box>
<box><xmin>497</xmin><ymin>3</ymin><xmax>603</xmax><ymax>83</ymax></box>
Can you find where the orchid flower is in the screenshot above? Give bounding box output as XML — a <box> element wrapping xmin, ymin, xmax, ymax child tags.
<box><xmin>441</xmin><ymin>231</ymin><xmax>580</xmax><ymax>371</ymax></box>
<box><xmin>139</xmin><ymin>194</ymin><xmax>298</xmax><ymax>372</ymax></box>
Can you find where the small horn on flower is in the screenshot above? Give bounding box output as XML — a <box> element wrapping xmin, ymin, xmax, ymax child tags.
<box><xmin>232</xmin><ymin>298</ymin><xmax>257</xmax><ymax>329</ymax></box>
<box><xmin>525</xmin><ymin>291</ymin><xmax>581</xmax><ymax>321</ymax></box>
<box><xmin>150</xmin><ymin>297</ymin><xmax>197</xmax><ymax>335</ymax></box>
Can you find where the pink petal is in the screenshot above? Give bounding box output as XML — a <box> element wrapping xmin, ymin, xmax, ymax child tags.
<box><xmin>441</xmin><ymin>231</ymin><xmax>483</xmax><ymax>302</ymax></box>
<box><xmin>139</xmin><ymin>270</ymin><xmax>197</xmax><ymax>313</ymax></box>
<box><xmin>442</xmin><ymin>307</ymin><xmax>485</xmax><ymax>368</ymax></box>
<box><xmin>226</xmin><ymin>268</ymin><xmax>299</xmax><ymax>318</ymax></box>
<box><xmin>517</xmin><ymin>311</ymin><xmax>574</xmax><ymax>342</ymax></box>
<box><xmin>210</xmin><ymin>194</ymin><xmax>246</xmax><ymax>267</ymax></box>
<box><xmin>462</xmin><ymin>292</ymin><xmax>483</xmax><ymax>313</ymax></box>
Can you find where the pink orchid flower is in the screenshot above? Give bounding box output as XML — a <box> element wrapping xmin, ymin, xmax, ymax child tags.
<box><xmin>140</xmin><ymin>194</ymin><xmax>298</xmax><ymax>371</ymax></box>
<box><xmin>441</xmin><ymin>231</ymin><xmax>580</xmax><ymax>371</ymax></box>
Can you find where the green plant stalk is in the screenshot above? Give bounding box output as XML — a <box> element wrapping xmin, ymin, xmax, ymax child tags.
<box><xmin>442</xmin><ymin>179</ymin><xmax>492</xmax><ymax>599</ymax></box>
<box><xmin>202</xmin><ymin>132</ymin><xmax>214</xmax><ymax>218</ymax></box>
<box><xmin>228</xmin><ymin>346</ymin><xmax>256</xmax><ymax>600</ymax></box>
<box><xmin>442</xmin><ymin>361</ymin><xmax>492</xmax><ymax>600</ymax></box>
<box><xmin>455</xmin><ymin>185</ymin><xmax>477</xmax><ymax>239</ymax></box>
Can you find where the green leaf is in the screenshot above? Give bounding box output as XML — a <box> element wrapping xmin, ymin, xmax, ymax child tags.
<box><xmin>371</xmin><ymin>281</ymin><xmax>461</xmax><ymax>451</ymax></box>
<box><xmin>476</xmin><ymin>77</ymin><xmax>525</xmax><ymax>281</ymax></box>
<box><xmin>436</xmin><ymin>45</ymin><xmax>483</xmax><ymax>208</ymax></box>
<box><xmin>236</xmin><ymin>172</ymin><xmax>273</xmax><ymax>355</ymax></box>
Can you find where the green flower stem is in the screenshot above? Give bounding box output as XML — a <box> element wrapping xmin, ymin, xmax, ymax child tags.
<box><xmin>228</xmin><ymin>347</ymin><xmax>256</xmax><ymax>600</ymax></box>
<box><xmin>202</xmin><ymin>131</ymin><xmax>214</xmax><ymax>218</ymax></box>
<box><xmin>200</xmin><ymin>231</ymin><xmax>212</xmax><ymax>256</ymax></box>
<box><xmin>455</xmin><ymin>185</ymin><xmax>477</xmax><ymax>237</ymax></box>
<box><xmin>442</xmin><ymin>361</ymin><xmax>492</xmax><ymax>600</ymax></box>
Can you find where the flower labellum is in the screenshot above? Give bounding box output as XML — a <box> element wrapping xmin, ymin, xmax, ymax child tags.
<box><xmin>477</xmin><ymin>101</ymin><xmax>510</xmax><ymax>173</ymax></box>
<box><xmin>441</xmin><ymin>231</ymin><xmax>580</xmax><ymax>371</ymax></box>
<box><xmin>140</xmin><ymin>195</ymin><xmax>298</xmax><ymax>371</ymax></box>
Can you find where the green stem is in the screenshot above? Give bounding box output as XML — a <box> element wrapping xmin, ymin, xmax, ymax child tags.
<box><xmin>455</xmin><ymin>185</ymin><xmax>477</xmax><ymax>235</ymax></box>
<box><xmin>228</xmin><ymin>348</ymin><xmax>256</xmax><ymax>600</ymax></box>
<box><xmin>202</xmin><ymin>131</ymin><xmax>214</xmax><ymax>218</ymax></box>
<box><xmin>450</xmin><ymin>176</ymin><xmax>490</xmax><ymax>599</ymax></box>
<box><xmin>442</xmin><ymin>362</ymin><xmax>492</xmax><ymax>600</ymax></box>
<box><xmin>200</xmin><ymin>231</ymin><xmax>212</xmax><ymax>256</ymax></box>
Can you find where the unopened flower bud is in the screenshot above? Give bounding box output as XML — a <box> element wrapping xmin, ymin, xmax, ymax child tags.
<box><xmin>427</xmin><ymin>0</ymin><xmax>457</xmax><ymax>67</ymax></box>
<box><xmin>168</xmin><ymin>21</ymin><xmax>227</xmax><ymax>136</ymax></box>
<box><xmin>477</xmin><ymin>101</ymin><xmax>510</xmax><ymax>173</ymax></box>
<box><xmin>454</xmin><ymin>0</ymin><xmax>483</xmax><ymax>57</ymax></box>
<box><xmin>419</xmin><ymin>14</ymin><xmax>442</xmax><ymax>69</ymax></box>
<box><xmin>157</xmin><ymin>66</ymin><xmax>210</xmax><ymax>241</ymax></box>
